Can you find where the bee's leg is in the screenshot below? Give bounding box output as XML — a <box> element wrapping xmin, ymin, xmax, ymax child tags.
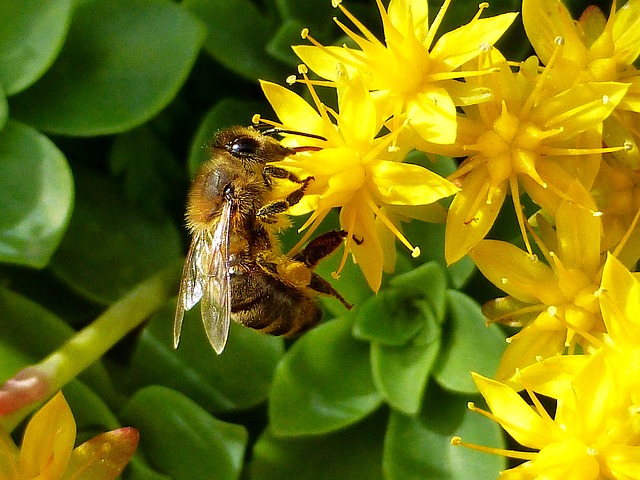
<box><xmin>263</xmin><ymin>165</ymin><xmax>307</xmax><ymax>185</ymax></box>
<box><xmin>292</xmin><ymin>230</ymin><xmax>347</xmax><ymax>267</ymax></box>
<box><xmin>309</xmin><ymin>272</ymin><xmax>352</xmax><ymax>309</ymax></box>
<box><xmin>256</xmin><ymin>176</ymin><xmax>313</xmax><ymax>220</ymax></box>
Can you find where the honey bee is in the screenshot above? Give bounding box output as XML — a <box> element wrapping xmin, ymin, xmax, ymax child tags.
<box><xmin>174</xmin><ymin>126</ymin><xmax>351</xmax><ymax>354</ymax></box>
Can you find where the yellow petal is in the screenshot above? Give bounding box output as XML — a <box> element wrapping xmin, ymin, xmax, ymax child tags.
<box><xmin>387</xmin><ymin>0</ymin><xmax>429</xmax><ymax>42</ymax></box>
<box><xmin>445</xmin><ymin>168</ymin><xmax>507</xmax><ymax>265</ymax></box>
<box><xmin>293</xmin><ymin>45</ymin><xmax>365</xmax><ymax>82</ymax></box>
<box><xmin>495</xmin><ymin>323</ymin><xmax>567</xmax><ymax>381</ymax></box>
<box><xmin>336</xmin><ymin>71</ymin><xmax>378</xmax><ymax>150</ymax></box>
<box><xmin>259</xmin><ymin>80</ymin><xmax>326</xmax><ymax>136</ymax></box>
<box><xmin>472</xmin><ymin>373</ymin><xmax>561</xmax><ymax>449</ymax></box>
<box><xmin>406</xmin><ymin>86</ymin><xmax>457</xmax><ymax>144</ymax></box>
<box><xmin>470</xmin><ymin>240</ymin><xmax>563</xmax><ymax>304</ymax></box>
<box><xmin>530</xmin><ymin>82</ymin><xmax>629</xmax><ymax>141</ymax></box>
<box><xmin>342</xmin><ymin>199</ymin><xmax>383</xmax><ymax>292</ymax></box>
<box><xmin>522</xmin><ymin>0</ymin><xmax>587</xmax><ymax>67</ymax></box>
<box><xmin>19</xmin><ymin>391</ymin><xmax>76</xmax><ymax>479</ymax></box>
<box><xmin>516</xmin><ymin>354</ymin><xmax>589</xmax><ymax>399</ymax></box>
<box><xmin>534</xmin><ymin>439</ymin><xmax>600</xmax><ymax>480</ymax></box>
<box><xmin>555</xmin><ymin>182</ymin><xmax>601</xmax><ymax>275</ymax></box>
<box><xmin>63</xmin><ymin>427</ymin><xmax>139</xmax><ymax>480</ymax></box>
<box><xmin>600</xmin><ymin>253</ymin><xmax>640</xmax><ymax>347</ymax></box>
<box><xmin>613</xmin><ymin>0</ymin><xmax>640</xmax><ymax>65</ymax></box>
<box><xmin>371</xmin><ymin>160</ymin><xmax>458</xmax><ymax>206</ymax></box>
<box><xmin>430</xmin><ymin>13</ymin><xmax>519</xmax><ymax>69</ymax></box>
<box><xmin>0</xmin><ymin>428</ymin><xmax>19</xmax><ymax>479</ymax></box>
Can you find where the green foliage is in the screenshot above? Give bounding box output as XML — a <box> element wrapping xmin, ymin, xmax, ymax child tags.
<box><xmin>0</xmin><ymin>0</ymin><xmax>537</xmax><ymax>478</ymax></box>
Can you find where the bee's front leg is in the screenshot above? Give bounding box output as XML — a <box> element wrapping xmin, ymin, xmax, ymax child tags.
<box><xmin>256</xmin><ymin>175</ymin><xmax>314</xmax><ymax>220</ymax></box>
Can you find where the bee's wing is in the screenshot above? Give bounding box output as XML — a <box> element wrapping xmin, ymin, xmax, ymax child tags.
<box><xmin>201</xmin><ymin>199</ymin><xmax>233</xmax><ymax>354</ymax></box>
<box><xmin>173</xmin><ymin>230</ymin><xmax>207</xmax><ymax>348</ymax></box>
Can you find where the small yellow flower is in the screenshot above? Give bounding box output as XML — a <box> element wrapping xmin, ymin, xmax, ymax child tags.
<box><xmin>444</xmin><ymin>46</ymin><xmax>628</xmax><ymax>263</ymax></box>
<box><xmin>259</xmin><ymin>68</ymin><xmax>458</xmax><ymax>291</ymax></box>
<box><xmin>293</xmin><ymin>0</ymin><xmax>517</xmax><ymax>144</ymax></box>
<box><xmin>453</xmin><ymin>365</ymin><xmax>640</xmax><ymax>480</ymax></box>
<box><xmin>523</xmin><ymin>0</ymin><xmax>640</xmax><ymax>168</ymax></box>
<box><xmin>0</xmin><ymin>392</ymin><xmax>138</xmax><ymax>480</ymax></box>
<box><xmin>469</xmin><ymin>182</ymin><xmax>606</xmax><ymax>381</ymax></box>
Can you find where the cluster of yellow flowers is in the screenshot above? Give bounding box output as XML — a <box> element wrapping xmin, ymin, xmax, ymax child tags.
<box><xmin>258</xmin><ymin>0</ymin><xmax>640</xmax><ymax>477</ymax></box>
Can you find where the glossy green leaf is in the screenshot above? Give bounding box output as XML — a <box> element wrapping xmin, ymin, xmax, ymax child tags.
<box><xmin>266</xmin><ymin>20</ymin><xmax>305</xmax><ymax>66</ymax></box>
<box><xmin>432</xmin><ymin>291</ymin><xmax>506</xmax><ymax>394</ymax></box>
<box><xmin>269</xmin><ymin>315</ymin><xmax>382</xmax><ymax>436</ymax></box>
<box><xmin>352</xmin><ymin>289</ymin><xmax>425</xmax><ymax>346</ymax></box>
<box><xmin>189</xmin><ymin>98</ymin><xmax>266</xmax><ymax>177</ymax></box>
<box><xmin>126</xmin><ymin>301</ymin><xmax>283</xmax><ymax>412</ymax></box>
<box><xmin>184</xmin><ymin>0</ymin><xmax>286</xmax><ymax>82</ymax></box>
<box><xmin>275</xmin><ymin>0</ymin><xmax>337</xmax><ymax>36</ymax></box>
<box><xmin>63</xmin><ymin>380</ymin><xmax>120</xmax><ymax>433</ymax></box>
<box><xmin>0</xmin><ymin>287</ymin><xmax>115</xmax><ymax>401</ymax></box>
<box><xmin>371</xmin><ymin>332</ymin><xmax>440</xmax><ymax>414</ymax></box>
<box><xmin>10</xmin><ymin>0</ymin><xmax>205</xmax><ymax>136</ymax></box>
<box><xmin>251</xmin><ymin>410</ymin><xmax>386</xmax><ymax>480</ymax></box>
<box><xmin>384</xmin><ymin>386</ymin><xmax>506</xmax><ymax>480</ymax></box>
<box><xmin>109</xmin><ymin>125</ymin><xmax>183</xmax><ymax>219</ymax></box>
<box><xmin>0</xmin><ymin>0</ymin><xmax>72</xmax><ymax>95</ymax></box>
<box><xmin>50</xmin><ymin>167</ymin><xmax>181</xmax><ymax>304</ymax></box>
<box><xmin>121</xmin><ymin>386</ymin><xmax>248</xmax><ymax>480</ymax></box>
<box><xmin>0</xmin><ymin>120</ymin><xmax>73</xmax><ymax>267</ymax></box>
<box><xmin>0</xmin><ymin>86</ymin><xmax>7</xmax><ymax>131</ymax></box>
<box><xmin>390</xmin><ymin>262</ymin><xmax>449</xmax><ymax>322</ymax></box>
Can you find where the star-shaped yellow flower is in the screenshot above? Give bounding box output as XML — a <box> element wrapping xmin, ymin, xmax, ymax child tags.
<box><xmin>293</xmin><ymin>0</ymin><xmax>517</xmax><ymax>145</ymax></box>
<box><xmin>470</xmin><ymin>182</ymin><xmax>606</xmax><ymax>381</ymax></box>
<box><xmin>443</xmin><ymin>47</ymin><xmax>628</xmax><ymax>263</ymax></box>
<box><xmin>0</xmin><ymin>391</ymin><xmax>138</xmax><ymax>480</ymax></box>
<box><xmin>523</xmin><ymin>0</ymin><xmax>640</xmax><ymax>168</ymax></box>
<box><xmin>453</xmin><ymin>365</ymin><xmax>640</xmax><ymax>480</ymax></box>
<box><xmin>259</xmin><ymin>68</ymin><xmax>458</xmax><ymax>291</ymax></box>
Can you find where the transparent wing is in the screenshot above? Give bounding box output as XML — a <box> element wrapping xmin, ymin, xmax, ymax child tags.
<box><xmin>173</xmin><ymin>230</ymin><xmax>207</xmax><ymax>348</ymax></box>
<box><xmin>201</xmin><ymin>200</ymin><xmax>233</xmax><ymax>354</ymax></box>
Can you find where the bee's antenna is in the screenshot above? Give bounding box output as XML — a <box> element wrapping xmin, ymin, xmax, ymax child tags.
<box><xmin>261</xmin><ymin>127</ymin><xmax>327</xmax><ymax>142</ymax></box>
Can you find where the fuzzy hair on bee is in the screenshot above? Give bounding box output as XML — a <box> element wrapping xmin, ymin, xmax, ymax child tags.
<box><xmin>174</xmin><ymin>126</ymin><xmax>351</xmax><ymax>354</ymax></box>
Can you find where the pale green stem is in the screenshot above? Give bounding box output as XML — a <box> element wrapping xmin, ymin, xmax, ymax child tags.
<box><xmin>0</xmin><ymin>260</ymin><xmax>182</xmax><ymax>432</ymax></box>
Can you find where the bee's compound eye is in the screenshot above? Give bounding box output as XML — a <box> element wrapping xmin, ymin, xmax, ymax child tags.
<box><xmin>229</xmin><ymin>135</ymin><xmax>259</xmax><ymax>156</ymax></box>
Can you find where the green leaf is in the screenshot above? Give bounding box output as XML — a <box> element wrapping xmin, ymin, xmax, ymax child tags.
<box><xmin>184</xmin><ymin>0</ymin><xmax>286</xmax><ymax>82</ymax></box>
<box><xmin>269</xmin><ymin>314</ymin><xmax>382</xmax><ymax>436</ymax></box>
<box><xmin>0</xmin><ymin>120</ymin><xmax>73</xmax><ymax>268</ymax></box>
<box><xmin>189</xmin><ymin>98</ymin><xmax>266</xmax><ymax>177</ymax></box>
<box><xmin>371</xmin><ymin>336</ymin><xmax>440</xmax><ymax>415</ymax></box>
<box><xmin>121</xmin><ymin>386</ymin><xmax>248</xmax><ymax>480</ymax></box>
<box><xmin>390</xmin><ymin>261</ymin><xmax>449</xmax><ymax>322</ymax></box>
<box><xmin>0</xmin><ymin>86</ymin><xmax>7</xmax><ymax>131</ymax></box>
<box><xmin>0</xmin><ymin>0</ymin><xmax>73</xmax><ymax>95</ymax></box>
<box><xmin>384</xmin><ymin>385</ymin><xmax>506</xmax><ymax>480</ymax></box>
<box><xmin>0</xmin><ymin>287</ymin><xmax>116</xmax><ymax>402</ymax></box>
<box><xmin>251</xmin><ymin>410</ymin><xmax>386</xmax><ymax>480</ymax></box>
<box><xmin>50</xmin><ymin>167</ymin><xmax>181</xmax><ymax>304</ymax></box>
<box><xmin>109</xmin><ymin>125</ymin><xmax>183</xmax><ymax>219</ymax></box>
<box><xmin>266</xmin><ymin>20</ymin><xmax>306</xmax><ymax>66</ymax></box>
<box><xmin>352</xmin><ymin>289</ymin><xmax>425</xmax><ymax>346</ymax></box>
<box><xmin>126</xmin><ymin>301</ymin><xmax>283</xmax><ymax>412</ymax></box>
<box><xmin>10</xmin><ymin>0</ymin><xmax>205</xmax><ymax>136</ymax></box>
<box><xmin>432</xmin><ymin>291</ymin><xmax>506</xmax><ymax>394</ymax></box>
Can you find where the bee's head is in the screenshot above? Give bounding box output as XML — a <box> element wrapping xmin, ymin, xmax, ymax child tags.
<box><xmin>213</xmin><ymin>126</ymin><xmax>294</xmax><ymax>164</ymax></box>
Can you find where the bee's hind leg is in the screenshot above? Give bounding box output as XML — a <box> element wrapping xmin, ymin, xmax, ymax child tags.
<box><xmin>293</xmin><ymin>230</ymin><xmax>352</xmax><ymax>310</ymax></box>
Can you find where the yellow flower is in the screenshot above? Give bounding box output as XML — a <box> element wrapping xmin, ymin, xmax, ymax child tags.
<box><xmin>592</xmin><ymin>154</ymin><xmax>640</xmax><ymax>266</ymax></box>
<box><xmin>523</xmin><ymin>0</ymin><xmax>640</xmax><ymax>168</ymax></box>
<box><xmin>453</xmin><ymin>366</ymin><xmax>640</xmax><ymax>480</ymax></box>
<box><xmin>469</xmin><ymin>182</ymin><xmax>606</xmax><ymax>381</ymax></box>
<box><xmin>0</xmin><ymin>392</ymin><xmax>138</xmax><ymax>480</ymax></box>
<box><xmin>258</xmin><ymin>68</ymin><xmax>458</xmax><ymax>292</ymax></box>
<box><xmin>293</xmin><ymin>0</ymin><xmax>517</xmax><ymax>144</ymax></box>
<box><xmin>444</xmin><ymin>47</ymin><xmax>628</xmax><ymax>263</ymax></box>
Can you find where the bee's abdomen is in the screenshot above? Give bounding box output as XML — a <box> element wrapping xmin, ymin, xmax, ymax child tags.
<box><xmin>230</xmin><ymin>272</ymin><xmax>322</xmax><ymax>337</ymax></box>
